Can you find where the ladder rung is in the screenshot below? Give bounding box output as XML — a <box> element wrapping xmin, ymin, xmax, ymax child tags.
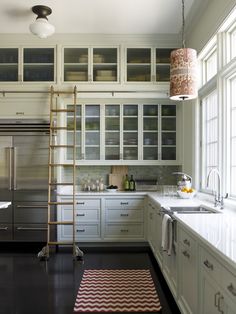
<box><xmin>51</xmin><ymin>109</ymin><xmax>75</xmax><ymax>113</ymax></box>
<box><xmin>48</xmin><ymin>241</ymin><xmax>74</xmax><ymax>245</ymax></box>
<box><xmin>49</xmin><ymin>182</ymin><xmax>74</xmax><ymax>186</ymax></box>
<box><xmin>48</xmin><ymin>202</ymin><xmax>74</xmax><ymax>205</ymax></box>
<box><xmin>51</xmin><ymin>127</ymin><xmax>70</xmax><ymax>130</ymax></box>
<box><xmin>49</xmin><ymin>163</ymin><xmax>75</xmax><ymax>167</ymax></box>
<box><xmin>50</xmin><ymin>145</ymin><xmax>74</xmax><ymax>148</ymax></box>
<box><xmin>48</xmin><ymin>221</ymin><xmax>73</xmax><ymax>225</ymax></box>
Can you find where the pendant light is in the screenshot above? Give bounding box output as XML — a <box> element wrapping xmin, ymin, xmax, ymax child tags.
<box><xmin>170</xmin><ymin>0</ymin><xmax>198</xmax><ymax>101</ymax></box>
<box><xmin>29</xmin><ymin>5</ymin><xmax>55</xmax><ymax>39</ymax></box>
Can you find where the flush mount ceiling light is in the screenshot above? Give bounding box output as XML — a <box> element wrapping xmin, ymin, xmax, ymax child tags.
<box><xmin>29</xmin><ymin>5</ymin><xmax>55</xmax><ymax>39</ymax></box>
<box><xmin>169</xmin><ymin>0</ymin><xmax>198</xmax><ymax>101</ymax></box>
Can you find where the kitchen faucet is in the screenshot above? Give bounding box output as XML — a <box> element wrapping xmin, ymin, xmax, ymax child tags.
<box><xmin>206</xmin><ymin>168</ymin><xmax>227</xmax><ymax>209</ymax></box>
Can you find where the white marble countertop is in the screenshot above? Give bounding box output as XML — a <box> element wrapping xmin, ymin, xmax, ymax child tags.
<box><xmin>0</xmin><ymin>202</ymin><xmax>11</xmax><ymax>209</ymax></box>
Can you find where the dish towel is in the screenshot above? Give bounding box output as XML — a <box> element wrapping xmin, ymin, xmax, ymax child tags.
<box><xmin>161</xmin><ymin>214</ymin><xmax>173</xmax><ymax>255</ymax></box>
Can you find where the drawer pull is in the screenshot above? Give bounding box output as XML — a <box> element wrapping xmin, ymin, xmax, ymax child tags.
<box><xmin>183</xmin><ymin>239</ymin><xmax>190</xmax><ymax>246</ymax></box>
<box><xmin>77</xmin><ymin>202</ymin><xmax>85</xmax><ymax>205</ymax></box>
<box><xmin>218</xmin><ymin>295</ymin><xmax>224</xmax><ymax>314</ymax></box>
<box><xmin>16</xmin><ymin>227</ymin><xmax>47</xmax><ymax>231</ymax></box>
<box><xmin>17</xmin><ymin>205</ymin><xmax>48</xmax><ymax>208</ymax></box>
<box><xmin>120</xmin><ymin>229</ymin><xmax>129</xmax><ymax>232</ymax></box>
<box><xmin>120</xmin><ymin>202</ymin><xmax>129</xmax><ymax>205</ymax></box>
<box><xmin>203</xmin><ymin>259</ymin><xmax>214</xmax><ymax>271</ymax></box>
<box><xmin>0</xmin><ymin>227</ymin><xmax>8</xmax><ymax>231</ymax></box>
<box><xmin>214</xmin><ymin>292</ymin><xmax>220</xmax><ymax>307</ymax></box>
<box><xmin>227</xmin><ymin>283</ymin><xmax>236</xmax><ymax>296</ymax></box>
<box><xmin>77</xmin><ymin>229</ymin><xmax>85</xmax><ymax>232</ymax></box>
<box><xmin>120</xmin><ymin>214</ymin><xmax>129</xmax><ymax>217</ymax></box>
<box><xmin>76</xmin><ymin>213</ymin><xmax>85</xmax><ymax>217</ymax></box>
<box><xmin>182</xmin><ymin>250</ymin><xmax>190</xmax><ymax>258</ymax></box>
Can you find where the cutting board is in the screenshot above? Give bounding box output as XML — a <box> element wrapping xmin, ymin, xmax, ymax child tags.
<box><xmin>111</xmin><ymin>166</ymin><xmax>128</xmax><ymax>175</ymax></box>
<box><xmin>108</xmin><ymin>173</ymin><xmax>125</xmax><ymax>191</ymax></box>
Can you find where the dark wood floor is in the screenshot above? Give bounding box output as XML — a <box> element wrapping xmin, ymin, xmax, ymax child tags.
<box><xmin>0</xmin><ymin>244</ymin><xmax>180</xmax><ymax>314</ymax></box>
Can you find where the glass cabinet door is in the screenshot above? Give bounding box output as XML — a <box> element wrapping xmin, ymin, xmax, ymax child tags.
<box><xmin>0</xmin><ymin>48</ymin><xmax>18</xmax><ymax>81</ymax></box>
<box><xmin>126</xmin><ymin>48</ymin><xmax>151</xmax><ymax>82</ymax></box>
<box><xmin>64</xmin><ymin>48</ymin><xmax>88</xmax><ymax>82</ymax></box>
<box><xmin>105</xmin><ymin>105</ymin><xmax>120</xmax><ymax>160</ymax></box>
<box><xmin>93</xmin><ymin>48</ymin><xmax>118</xmax><ymax>82</ymax></box>
<box><xmin>85</xmin><ymin>105</ymin><xmax>100</xmax><ymax>160</ymax></box>
<box><xmin>161</xmin><ymin>105</ymin><xmax>176</xmax><ymax>160</ymax></box>
<box><xmin>143</xmin><ymin>105</ymin><xmax>158</xmax><ymax>160</ymax></box>
<box><xmin>156</xmin><ymin>48</ymin><xmax>175</xmax><ymax>82</ymax></box>
<box><xmin>123</xmin><ymin>105</ymin><xmax>138</xmax><ymax>160</ymax></box>
<box><xmin>66</xmin><ymin>105</ymin><xmax>82</xmax><ymax>160</ymax></box>
<box><xmin>23</xmin><ymin>48</ymin><xmax>54</xmax><ymax>81</ymax></box>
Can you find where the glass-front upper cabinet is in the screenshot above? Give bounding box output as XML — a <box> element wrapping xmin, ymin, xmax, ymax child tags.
<box><xmin>126</xmin><ymin>48</ymin><xmax>152</xmax><ymax>82</ymax></box>
<box><xmin>123</xmin><ymin>105</ymin><xmax>138</xmax><ymax>160</ymax></box>
<box><xmin>63</xmin><ymin>47</ymin><xmax>118</xmax><ymax>82</ymax></box>
<box><xmin>85</xmin><ymin>105</ymin><xmax>100</xmax><ymax>160</ymax></box>
<box><xmin>161</xmin><ymin>105</ymin><xmax>176</xmax><ymax>160</ymax></box>
<box><xmin>156</xmin><ymin>48</ymin><xmax>175</xmax><ymax>82</ymax></box>
<box><xmin>23</xmin><ymin>48</ymin><xmax>54</xmax><ymax>81</ymax></box>
<box><xmin>66</xmin><ymin>105</ymin><xmax>82</xmax><ymax>161</ymax></box>
<box><xmin>105</xmin><ymin>105</ymin><xmax>120</xmax><ymax>160</ymax></box>
<box><xmin>143</xmin><ymin>105</ymin><xmax>158</xmax><ymax>160</ymax></box>
<box><xmin>0</xmin><ymin>48</ymin><xmax>18</xmax><ymax>81</ymax></box>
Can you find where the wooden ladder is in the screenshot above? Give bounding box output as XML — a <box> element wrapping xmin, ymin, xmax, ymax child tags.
<box><xmin>38</xmin><ymin>86</ymin><xmax>83</xmax><ymax>260</ymax></box>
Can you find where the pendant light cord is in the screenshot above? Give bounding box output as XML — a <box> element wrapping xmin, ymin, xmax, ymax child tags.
<box><xmin>182</xmin><ymin>0</ymin><xmax>185</xmax><ymax>48</ymax></box>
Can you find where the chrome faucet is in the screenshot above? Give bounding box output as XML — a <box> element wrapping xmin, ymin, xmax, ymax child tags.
<box><xmin>206</xmin><ymin>168</ymin><xmax>227</xmax><ymax>209</ymax></box>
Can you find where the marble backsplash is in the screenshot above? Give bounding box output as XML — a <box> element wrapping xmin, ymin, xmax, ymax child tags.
<box><xmin>62</xmin><ymin>165</ymin><xmax>182</xmax><ymax>188</ymax></box>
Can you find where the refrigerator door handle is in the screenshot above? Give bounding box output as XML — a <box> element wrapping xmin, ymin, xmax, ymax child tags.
<box><xmin>13</xmin><ymin>147</ymin><xmax>17</xmax><ymax>190</ymax></box>
<box><xmin>7</xmin><ymin>147</ymin><xmax>13</xmax><ymax>190</ymax></box>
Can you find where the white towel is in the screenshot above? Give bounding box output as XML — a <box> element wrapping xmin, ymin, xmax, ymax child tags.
<box><xmin>161</xmin><ymin>214</ymin><xmax>171</xmax><ymax>250</ymax></box>
<box><xmin>167</xmin><ymin>219</ymin><xmax>173</xmax><ymax>256</ymax></box>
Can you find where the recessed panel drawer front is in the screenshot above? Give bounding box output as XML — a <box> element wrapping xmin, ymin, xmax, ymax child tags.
<box><xmin>200</xmin><ymin>247</ymin><xmax>222</xmax><ymax>284</ymax></box>
<box><xmin>0</xmin><ymin>205</ymin><xmax>12</xmax><ymax>223</ymax></box>
<box><xmin>0</xmin><ymin>224</ymin><xmax>13</xmax><ymax>240</ymax></box>
<box><xmin>62</xmin><ymin>224</ymin><xmax>100</xmax><ymax>238</ymax></box>
<box><xmin>221</xmin><ymin>266</ymin><xmax>236</xmax><ymax>302</ymax></box>
<box><xmin>106</xmin><ymin>209</ymin><xmax>143</xmax><ymax>222</ymax></box>
<box><xmin>76</xmin><ymin>199</ymin><xmax>100</xmax><ymax>209</ymax></box>
<box><xmin>105</xmin><ymin>223</ymin><xmax>144</xmax><ymax>238</ymax></box>
<box><xmin>14</xmin><ymin>224</ymin><xmax>47</xmax><ymax>241</ymax></box>
<box><xmin>180</xmin><ymin>228</ymin><xmax>196</xmax><ymax>251</ymax></box>
<box><xmin>105</xmin><ymin>198</ymin><xmax>144</xmax><ymax>210</ymax></box>
<box><xmin>62</xmin><ymin>208</ymin><xmax>100</xmax><ymax>222</ymax></box>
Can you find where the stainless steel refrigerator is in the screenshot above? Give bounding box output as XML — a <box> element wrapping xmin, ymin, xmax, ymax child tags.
<box><xmin>0</xmin><ymin>119</ymin><xmax>51</xmax><ymax>242</ymax></box>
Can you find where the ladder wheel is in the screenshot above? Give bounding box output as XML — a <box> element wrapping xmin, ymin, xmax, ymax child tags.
<box><xmin>74</xmin><ymin>245</ymin><xmax>84</xmax><ymax>260</ymax></box>
<box><xmin>37</xmin><ymin>246</ymin><xmax>49</xmax><ymax>261</ymax></box>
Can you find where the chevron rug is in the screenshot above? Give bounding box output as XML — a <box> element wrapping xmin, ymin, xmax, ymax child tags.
<box><xmin>73</xmin><ymin>269</ymin><xmax>162</xmax><ymax>312</ymax></box>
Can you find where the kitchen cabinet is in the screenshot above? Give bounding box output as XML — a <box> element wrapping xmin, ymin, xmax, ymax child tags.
<box><xmin>63</xmin><ymin>47</ymin><xmax>118</xmax><ymax>82</ymax></box>
<box><xmin>200</xmin><ymin>246</ymin><xmax>236</xmax><ymax>314</ymax></box>
<box><xmin>58</xmin><ymin>198</ymin><xmax>101</xmax><ymax>241</ymax></box>
<box><xmin>0</xmin><ymin>47</ymin><xmax>55</xmax><ymax>82</ymax></box>
<box><xmin>178</xmin><ymin>225</ymin><xmax>198</xmax><ymax>314</ymax></box>
<box><xmin>61</xmin><ymin>101</ymin><xmax>180</xmax><ymax>165</ymax></box>
<box><xmin>104</xmin><ymin>197</ymin><xmax>145</xmax><ymax>241</ymax></box>
<box><xmin>155</xmin><ymin>48</ymin><xmax>174</xmax><ymax>82</ymax></box>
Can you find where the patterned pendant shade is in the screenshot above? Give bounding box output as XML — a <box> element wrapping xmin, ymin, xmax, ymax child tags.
<box><xmin>170</xmin><ymin>48</ymin><xmax>198</xmax><ymax>101</ymax></box>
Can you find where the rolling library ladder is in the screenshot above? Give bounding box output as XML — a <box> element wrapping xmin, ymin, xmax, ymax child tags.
<box><xmin>38</xmin><ymin>86</ymin><xmax>84</xmax><ymax>260</ymax></box>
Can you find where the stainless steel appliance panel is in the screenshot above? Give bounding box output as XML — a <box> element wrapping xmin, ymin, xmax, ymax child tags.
<box><xmin>0</xmin><ymin>205</ymin><xmax>12</xmax><ymax>223</ymax></box>
<box><xmin>0</xmin><ymin>136</ymin><xmax>13</xmax><ymax>192</ymax></box>
<box><xmin>13</xmin><ymin>135</ymin><xmax>49</xmax><ymax>190</ymax></box>
<box><xmin>14</xmin><ymin>224</ymin><xmax>47</xmax><ymax>241</ymax></box>
<box><xmin>0</xmin><ymin>224</ymin><xmax>13</xmax><ymax>240</ymax></box>
<box><xmin>14</xmin><ymin>202</ymin><xmax>48</xmax><ymax>223</ymax></box>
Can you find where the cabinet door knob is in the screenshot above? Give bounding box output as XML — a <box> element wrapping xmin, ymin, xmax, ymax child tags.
<box><xmin>120</xmin><ymin>213</ymin><xmax>129</xmax><ymax>217</ymax></box>
<box><xmin>120</xmin><ymin>229</ymin><xmax>129</xmax><ymax>232</ymax></box>
<box><xmin>76</xmin><ymin>213</ymin><xmax>85</xmax><ymax>217</ymax></box>
<box><xmin>203</xmin><ymin>259</ymin><xmax>214</xmax><ymax>270</ymax></box>
<box><xmin>227</xmin><ymin>283</ymin><xmax>236</xmax><ymax>296</ymax></box>
<box><xmin>77</xmin><ymin>229</ymin><xmax>85</xmax><ymax>232</ymax></box>
<box><xmin>214</xmin><ymin>292</ymin><xmax>220</xmax><ymax>307</ymax></box>
<box><xmin>182</xmin><ymin>250</ymin><xmax>190</xmax><ymax>258</ymax></box>
<box><xmin>183</xmin><ymin>238</ymin><xmax>190</xmax><ymax>246</ymax></box>
<box><xmin>77</xmin><ymin>202</ymin><xmax>85</xmax><ymax>205</ymax></box>
<box><xmin>120</xmin><ymin>202</ymin><xmax>128</xmax><ymax>205</ymax></box>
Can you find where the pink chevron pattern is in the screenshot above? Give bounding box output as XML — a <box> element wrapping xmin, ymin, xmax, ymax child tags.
<box><xmin>74</xmin><ymin>269</ymin><xmax>161</xmax><ymax>312</ymax></box>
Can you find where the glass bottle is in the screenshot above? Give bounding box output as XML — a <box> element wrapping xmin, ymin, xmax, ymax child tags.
<box><xmin>129</xmin><ymin>175</ymin><xmax>136</xmax><ymax>191</ymax></box>
<box><xmin>124</xmin><ymin>174</ymin><xmax>130</xmax><ymax>191</ymax></box>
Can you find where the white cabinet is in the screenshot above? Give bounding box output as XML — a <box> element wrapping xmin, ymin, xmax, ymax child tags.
<box><xmin>104</xmin><ymin>197</ymin><xmax>145</xmax><ymax>241</ymax></box>
<box><xmin>178</xmin><ymin>226</ymin><xmax>198</xmax><ymax>314</ymax></box>
<box><xmin>59</xmin><ymin>101</ymin><xmax>180</xmax><ymax>165</ymax></box>
<box><xmin>200</xmin><ymin>246</ymin><xmax>236</xmax><ymax>314</ymax></box>
<box><xmin>58</xmin><ymin>198</ymin><xmax>101</xmax><ymax>241</ymax></box>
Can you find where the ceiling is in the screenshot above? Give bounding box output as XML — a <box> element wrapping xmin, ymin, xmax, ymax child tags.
<box><xmin>0</xmin><ymin>0</ymin><xmax>206</xmax><ymax>35</ymax></box>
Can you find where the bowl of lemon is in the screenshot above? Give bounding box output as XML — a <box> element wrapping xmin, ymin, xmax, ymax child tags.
<box><xmin>177</xmin><ymin>187</ymin><xmax>196</xmax><ymax>199</ymax></box>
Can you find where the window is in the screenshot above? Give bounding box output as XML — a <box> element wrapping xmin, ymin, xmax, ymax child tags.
<box><xmin>229</xmin><ymin>77</ymin><xmax>236</xmax><ymax>196</ymax></box>
<box><xmin>201</xmin><ymin>90</ymin><xmax>219</xmax><ymax>191</ymax></box>
<box><xmin>204</xmin><ymin>49</ymin><xmax>217</xmax><ymax>82</ymax></box>
<box><xmin>230</xmin><ymin>27</ymin><xmax>236</xmax><ymax>59</ymax></box>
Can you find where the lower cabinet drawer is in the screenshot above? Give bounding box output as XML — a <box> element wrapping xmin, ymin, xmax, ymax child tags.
<box><xmin>0</xmin><ymin>224</ymin><xmax>13</xmax><ymax>240</ymax></box>
<box><xmin>14</xmin><ymin>224</ymin><xmax>47</xmax><ymax>241</ymax></box>
<box><xmin>0</xmin><ymin>205</ymin><xmax>12</xmax><ymax>223</ymax></box>
<box><xmin>106</xmin><ymin>209</ymin><xmax>143</xmax><ymax>222</ymax></box>
<box><xmin>63</xmin><ymin>209</ymin><xmax>100</xmax><ymax>222</ymax></box>
<box><xmin>61</xmin><ymin>224</ymin><xmax>101</xmax><ymax>239</ymax></box>
<box><xmin>105</xmin><ymin>198</ymin><xmax>144</xmax><ymax>210</ymax></box>
<box><xmin>200</xmin><ymin>246</ymin><xmax>222</xmax><ymax>284</ymax></box>
<box><xmin>221</xmin><ymin>266</ymin><xmax>236</xmax><ymax>302</ymax></box>
<box><xmin>105</xmin><ymin>223</ymin><xmax>144</xmax><ymax>238</ymax></box>
<box><xmin>14</xmin><ymin>203</ymin><xmax>48</xmax><ymax>223</ymax></box>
